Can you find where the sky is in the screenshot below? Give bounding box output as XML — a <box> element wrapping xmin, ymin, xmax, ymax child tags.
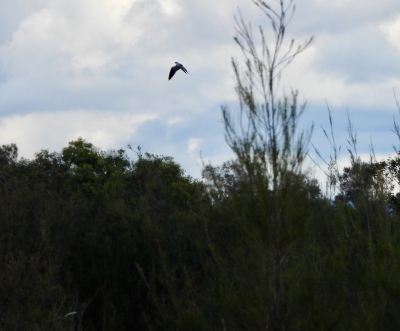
<box><xmin>0</xmin><ymin>0</ymin><xmax>400</xmax><ymax>180</ymax></box>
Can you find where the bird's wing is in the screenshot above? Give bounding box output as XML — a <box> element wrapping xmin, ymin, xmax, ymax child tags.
<box><xmin>168</xmin><ymin>65</ymin><xmax>179</xmax><ymax>80</ymax></box>
<box><xmin>180</xmin><ymin>65</ymin><xmax>189</xmax><ymax>74</ymax></box>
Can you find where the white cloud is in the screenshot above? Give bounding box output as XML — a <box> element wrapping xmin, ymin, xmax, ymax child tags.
<box><xmin>381</xmin><ymin>14</ymin><xmax>400</xmax><ymax>53</ymax></box>
<box><xmin>167</xmin><ymin>117</ymin><xmax>183</xmax><ymax>125</ymax></box>
<box><xmin>188</xmin><ymin>138</ymin><xmax>203</xmax><ymax>156</ymax></box>
<box><xmin>0</xmin><ymin>0</ymin><xmax>399</xmax><ymax>179</ymax></box>
<box><xmin>0</xmin><ymin>110</ymin><xmax>156</xmax><ymax>158</ymax></box>
<box><xmin>159</xmin><ymin>0</ymin><xmax>182</xmax><ymax>16</ymax></box>
<box><xmin>0</xmin><ymin>0</ymin><xmax>241</xmax><ymax>117</ymax></box>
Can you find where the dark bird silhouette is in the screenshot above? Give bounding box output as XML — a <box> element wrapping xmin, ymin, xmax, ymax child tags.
<box><xmin>168</xmin><ymin>62</ymin><xmax>189</xmax><ymax>80</ymax></box>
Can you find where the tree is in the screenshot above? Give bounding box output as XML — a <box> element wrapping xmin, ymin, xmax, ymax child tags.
<box><xmin>217</xmin><ymin>0</ymin><xmax>313</xmax><ymax>329</ymax></box>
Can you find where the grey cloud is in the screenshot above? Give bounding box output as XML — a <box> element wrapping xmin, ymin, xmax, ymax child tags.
<box><xmin>0</xmin><ymin>0</ymin><xmax>399</xmax><ymax>179</ymax></box>
<box><xmin>303</xmin><ymin>101</ymin><xmax>399</xmax><ymax>166</ymax></box>
<box><xmin>293</xmin><ymin>0</ymin><xmax>400</xmax><ymax>37</ymax></box>
<box><xmin>0</xmin><ymin>0</ymin><xmax>49</xmax><ymax>44</ymax></box>
<box><xmin>0</xmin><ymin>0</ymin><xmax>239</xmax><ymax>117</ymax></box>
<box><xmin>312</xmin><ymin>26</ymin><xmax>400</xmax><ymax>83</ymax></box>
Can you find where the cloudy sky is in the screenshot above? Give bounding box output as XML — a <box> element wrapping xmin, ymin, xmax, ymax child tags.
<box><xmin>0</xmin><ymin>0</ymin><xmax>400</xmax><ymax>179</ymax></box>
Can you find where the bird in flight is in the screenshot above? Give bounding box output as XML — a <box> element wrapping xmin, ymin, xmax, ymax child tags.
<box><xmin>168</xmin><ymin>62</ymin><xmax>189</xmax><ymax>80</ymax></box>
